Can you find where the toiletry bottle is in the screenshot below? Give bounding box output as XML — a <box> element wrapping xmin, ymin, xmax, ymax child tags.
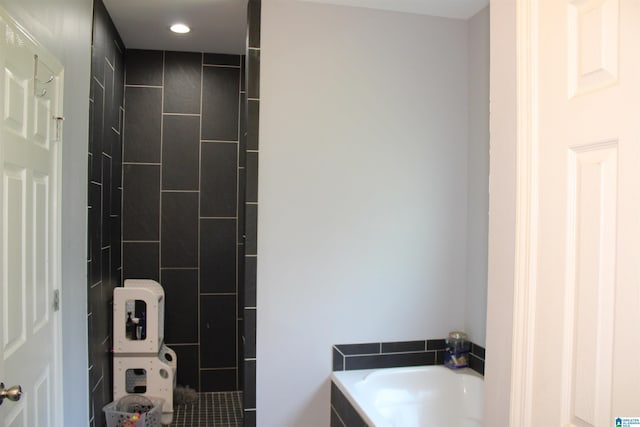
<box><xmin>132</xmin><ymin>317</ymin><xmax>141</xmax><ymax>340</ymax></box>
<box><xmin>140</xmin><ymin>311</ymin><xmax>146</xmax><ymax>340</ymax></box>
<box><xmin>445</xmin><ymin>331</ymin><xmax>470</xmax><ymax>369</ymax></box>
<box><xmin>126</xmin><ymin>311</ymin><xmax>134</xmax><ymax>340</ymax></box>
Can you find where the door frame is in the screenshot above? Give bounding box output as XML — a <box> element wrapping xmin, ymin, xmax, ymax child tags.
<box><xmin>485</xmin><ymin>0</ymin><xmax>538</xmax><ymax>425</ymax></box>
<box><xmin>509</xmin><ymin>0</ymin><xmax>538</xmax><ymax>425</ymax></box>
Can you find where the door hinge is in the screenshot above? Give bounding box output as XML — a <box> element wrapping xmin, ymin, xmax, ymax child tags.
<box><xmin>53</xmin><ymin>116</ymin><xmax>64</xmax><ymax>141</ymax></box>
<box><xmin>53</xmin><ymin>289</ymin><xmax>60</xmax><ymax>311</ymax></box>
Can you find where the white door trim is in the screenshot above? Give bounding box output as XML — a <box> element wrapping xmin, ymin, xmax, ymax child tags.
<box><xmin>509</xmin><ymin>0</ymin><xmax>539</xmax><ymax>425</ymax></box>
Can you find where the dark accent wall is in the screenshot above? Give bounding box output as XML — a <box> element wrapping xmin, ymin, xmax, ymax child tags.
<box><xmin>332</xmin><ymin>339</ymin><xmax>486</xmax><ymax>376</ymax></box>
<box><xmin>122</xmin><ymin>49</ymin><xmax>244</xmax><ymax>392</ymax></box>
<box><xmin>87</xmin><ymin>1</ymin><xmax>125</xmax><ymax>426</ymax></box>
<box><xmin>243</xmin><ymin>1</ymin><xmax>261</xmax><ymax>425</ymax></box>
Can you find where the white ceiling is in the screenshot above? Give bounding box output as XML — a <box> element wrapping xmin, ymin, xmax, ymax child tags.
<box><xmin>299</xmin><ymin>0</ymin><xmax>489</xmax><ymax>20</ymax></box>
<box><xmin>102</xmin><ymin>0</ymin><xmax>248</xmax><ymax>54</ymax></box>
<box><xmin>102</xmin><ymin>0</ymin><xmax>489</xmax><ymax>54</ymax></box>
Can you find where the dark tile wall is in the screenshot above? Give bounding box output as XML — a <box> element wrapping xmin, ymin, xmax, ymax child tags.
<box><xmin>243</xmin><ymin>1</ymin><xmax>261</xmax><ymax>424</ymax></box>
<box><xmin>468</xmin><ymin>342</ymin><xmax>486</xmax><ymax>375</ymax></box>
<box><xmin>87</xmin><ymin>2</ymin><xmax>125</xmax><ymax>426</ymax></box>
<box><xmin>330</xmin><ymin>383</ymin><xmax>368</xmax><ymax>427</ymax></box>
<box><xmin>122</xmin><ymin>49</ymin><xmax>244</xmax><ymax>392</ymax></box>
<box><xmin>332</xmin><ymin>339</ymin><xmax>486</xmax><ymax>376</ymax></box>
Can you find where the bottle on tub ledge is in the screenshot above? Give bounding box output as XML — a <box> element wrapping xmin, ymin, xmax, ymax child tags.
<box><xmin>444</xmin><ymin>331</ymin><xmax>471</xmax><ymax>369</ymax></box>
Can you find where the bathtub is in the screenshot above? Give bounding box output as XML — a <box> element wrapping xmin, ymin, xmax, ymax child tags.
<box><xmin>331</xmin><ymin>365</ymin><xmax>483</xmax><ymax>427</ymax></box>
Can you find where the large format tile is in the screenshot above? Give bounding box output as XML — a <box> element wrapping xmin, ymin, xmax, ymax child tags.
<box><xmin>88</xmin><ymin>182</ymin><xmax>102</xmax><ymax>286</ymax></box>
<box><xmin>201</xmin><ymin>67</ymin><xmax>240</xmax><ymax>141</ymax></box>
<box><xmin>125</xmin><ymin>49</ymin><xmax>163</xmax><ymax>86</ymax></box>
<box><xmin>245</xmin><ymin>151</ymin><xmax>258</xmax><ymax>203</ymax></box>
<box><xmin>122</xmin><ymin>164</ymin><xmax>160</xmax><ymax>240</ymax></box>
<box><xmin>200</xmin><ymin>369</ymin><xmax>237</xmax><ymax>392</ymax></box>
<box><xmin>200</xmin><ymin>142</ymin><xmax>237</xmax><ymax>217</ymax></box>
<box><xmin>170</xmin><ymin>345</ymin><xmax>199</xmax><ymax>390</ymax></box>
<box><xmin>162</xmin><ymin>115</ymin><xmax>200</xmax><ymax>190</ymax></box>
<box><xmin>122</xmin><ymin>242</ymin><xmax>159</xmax><ymax>281</ymax></box>
<box><xmin>161</xmin><ymin>269</ymin><xmax>198</xmax><ymax>343</ymax></box>
<box><xmin>161</xmin><ymin>192</ymin><xmax>198</xmax><ymax>268</ymax></box>
<box><xmin>90</xmin><ymin>79</ymin><xmax>104</xmax><ymax>183</ymax></box>
<box><xmin>200</xmin><ymin>219</ymin><xmax>236</xmax><ymax>293</ymax></box>
<box><xmin>164</xmin><ymin>51</ymin><xmax>202</xmax><ymax>114</ymax></box>
<box><xmin>203</xmin><ymin>53</ymin><xmax>241</xmax><ymax>67</ymax></box>
<box><xmin>247</xmin><ymin>49</ymin><xmax>260</xmax><ymax>99</ymax></box>
<box><xmin>123</xmin><ymin>86</ymin><xmax>162</xmax><ymax>163</ymax></box>
<box><xmin>200</xmin><ymin>295</ymin><xmax>236</xmax><ymax>368</ymax></box>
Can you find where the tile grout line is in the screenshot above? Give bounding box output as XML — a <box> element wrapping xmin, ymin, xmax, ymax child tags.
<box><xmin>198</xmin><ymin>51</ymin><xmax>204</xmax><ymax>393</ymax></box>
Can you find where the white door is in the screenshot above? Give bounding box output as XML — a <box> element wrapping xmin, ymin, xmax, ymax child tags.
<box><xmin>514</xmin><ymin>0</ymin><xmax>640</xmax><ymax>425</ymax></box>
<box><xmin>0</xmin><ymin>8</ymin><xmax>63</xmax><ymax>427</ymax></box>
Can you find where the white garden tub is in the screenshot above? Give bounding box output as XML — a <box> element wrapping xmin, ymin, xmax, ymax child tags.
<box><xmin>331</xmin><ymin>365</ymin><xmax>483</xmax><ymax>427</ymax></box>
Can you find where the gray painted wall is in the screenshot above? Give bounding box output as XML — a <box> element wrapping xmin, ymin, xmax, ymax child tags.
<box><xmin>465</xmin><ymin>6</ymin><xmax>489</xmax><ymax>347</ymax></box>
<box><xmin>0</xmin><ymin>0</ymin><xmax>93</xmax><ymax>425</ymax></box>
<box><xmin>258</xmin><ymin>1</ymin><xmax>488</xmax><ymax>425</ymax></box>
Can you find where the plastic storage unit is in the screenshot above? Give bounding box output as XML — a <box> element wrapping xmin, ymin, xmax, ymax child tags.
<box><xmin>113</xmin><ymin>279</ymin><xmax>177</xmax><ymax>425</ymax></box>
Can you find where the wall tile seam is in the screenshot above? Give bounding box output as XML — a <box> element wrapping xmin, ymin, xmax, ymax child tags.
<box><xmin>93</xmin><ymin>75</ymin><xmax>105</xmax><ymax>89</ymax></box>
<box><xmin>201</xmin><ymin>292</ymin><xmax>237</xmax><ymax>296</ymax></box>
<box><xmin>470</xmin><ymin>352</ymin><xmax>485</xmax><ymax>362</ymax></box>
<box><xmin>163</xmin><ymin>342</ymin><xmax>199</xmax><ymax>346</ymax></box>
<box><xmin>199</xmin><ymin>367</ymin><xmax>238</xmax><ymax>371</ymax></box>
<box><xmin>163</xmin><ymin>112</ymin><xmax>199</xmax><ymax>116</ymax></box>
<box><xmin>355</xmin><ymin>349</ymin><xmax>436</xmax><ymax>356</ymax></box>
<box><xmin>330</xmin><ymin>405</ymin><xmax>348</xmax><ymax>427</ymax></box>
<box><xmin>123</xmin><ymin>162</ymin><xmax>161</xmax><ymax>165</ymax></box>
<box><xmin>125</xmin><ymin>84</ymin><xmax>163</xmax><ymax>89</ymax></box>
<box><xmin>203</xmin><ymin>64</ymin><xmax>241</xmax><ymax>69</ymax></box>
<box><xmin>200</xmin><ymin>216</ymin><xmax>237</xmax><ymax>220</ymax></box>
<box><xmin>90</xmin><ymin>375</ymin><xmax>104</xmax><ymax>393</ymax></box>
<box><xmin>201</xmin><ymin>139</ymin><xmax>239</xmax><ymax>144</ymax></box>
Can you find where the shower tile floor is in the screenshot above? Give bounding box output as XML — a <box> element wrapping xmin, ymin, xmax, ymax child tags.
<box><xmin>170</xmin><ymin>392</ymin><xmax>243</xmax><ymax>427</ymax></box>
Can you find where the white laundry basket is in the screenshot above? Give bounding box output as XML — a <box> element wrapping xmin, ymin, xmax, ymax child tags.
<box><xmin>103</xmin><ymin>396</ymin><xmax>164</xmax><ymax>427</ymax></box>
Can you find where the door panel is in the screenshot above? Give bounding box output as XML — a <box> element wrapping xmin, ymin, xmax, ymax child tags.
<box><xmin>527</xmin><ymin>0</ymin><xmax>640</xmax><ymax>425</ymax></box>
<box><xmin>0</xmin><ymin>7</ymin><xmax>63</xmax><ymax>427</ymax></box>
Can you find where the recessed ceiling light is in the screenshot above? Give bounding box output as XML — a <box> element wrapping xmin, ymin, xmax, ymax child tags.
<box><xmin>170</xmin><ymin>23</ymin><xmax>191</xmax><ymax>34</ymax></box>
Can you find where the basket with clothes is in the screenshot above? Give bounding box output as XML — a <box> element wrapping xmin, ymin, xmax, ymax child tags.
<box><xmin>103</xmin><ymin>396</ymin><xmax>164</xmax><ymax>427</ymax></box>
